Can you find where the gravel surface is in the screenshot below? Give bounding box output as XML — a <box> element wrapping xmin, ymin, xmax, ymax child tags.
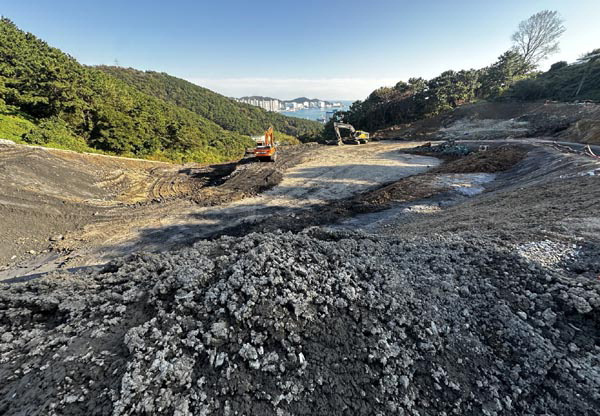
<box><xmin>1</xmin><ymin>229</ymin><xmax>599</xmax><ymax>415</ymax></box>
<box><xmin>516</xmin><ymin>240</ymin><xmax>580</xmax><ymax>269</ymax></box>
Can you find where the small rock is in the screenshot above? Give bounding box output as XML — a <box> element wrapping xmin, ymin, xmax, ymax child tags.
<box><xmin>572</xmin><ymin>296</ymin><xmax>592</xmax><ymax>314</ymax></box>
<box><xmin>542</xmin><ymin>308</ymin><xmax>557</xmax><ymax>326</ymax></box>
<box><xmin>239</xmin><ymin>344</ymin><xmax>258</xmax><ymax>361</ymax></box>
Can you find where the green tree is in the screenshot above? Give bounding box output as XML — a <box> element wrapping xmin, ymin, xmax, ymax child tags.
<box><xmin>478</xmin><ymin>51</ymin><xmax>531</xmax><ymax>98</ymax></box>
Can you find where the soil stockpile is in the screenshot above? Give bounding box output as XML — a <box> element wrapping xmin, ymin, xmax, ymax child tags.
<box><xmin>430</xmin><ymin>146</ymin><xmax>528</xmax><ymax>174</ymax></box>
<box><xmin>1</xmin><ymin>229</ymin><xmax>599</xmax><ymax>415</ymax></box>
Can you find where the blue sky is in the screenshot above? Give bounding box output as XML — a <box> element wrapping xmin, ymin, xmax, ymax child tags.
<box><xmin>2</xmin><ymin>0</ymin><xmax>599</xmax><ymax>99</ymax></box>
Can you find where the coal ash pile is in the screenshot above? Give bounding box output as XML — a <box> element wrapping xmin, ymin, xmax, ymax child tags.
<box><xmin>1</xmin><ymin>229</ymin><xmax>599</xmax><ymax>415</ymax></box>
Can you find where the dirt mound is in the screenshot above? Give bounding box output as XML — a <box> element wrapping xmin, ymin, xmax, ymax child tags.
<box><xmin>431</xmin><ymin>146</ymin><xmax>528</xmax><ymax>174</ymax></box>
<box><xmin>559</xmin><ymin>118</ymin><xmax>600</xmax><ymax>145</ymax></box>
<box><xmin>1</xmin><ymin>229</ymin><xmax>599</xmax><ymax>415</ymax></box>
<box><xmin>0</xmin><ymin>144</ymin><xmax>117</xmax><ymax>265</ymax></box>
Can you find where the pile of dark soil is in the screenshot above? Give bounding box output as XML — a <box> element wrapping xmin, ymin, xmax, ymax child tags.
<box><xmin>431</xmin><ymin>146</ymin><xmax>528</xmax><ymax>174</ymax></box>
<box><xmin>1</xmin><ymin>229</ymin><xmax>599</xmax><ymax>415</ymax></box>
<box><xmin>407</xmin><ymin>141</ymin><xmax>471</xmax><ymax>159</ymax></box>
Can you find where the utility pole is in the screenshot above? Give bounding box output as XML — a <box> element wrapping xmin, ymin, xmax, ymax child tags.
<box><xmin>575</xmin><ymin>52</ymin><xmax>600</xmax><ymax>98</ymax></box>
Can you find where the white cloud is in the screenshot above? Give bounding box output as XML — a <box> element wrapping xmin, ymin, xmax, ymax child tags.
<box><xmin>185</xmin><ymin>77</ymin><xmax>400</xmax><ymax>101</ymax></box>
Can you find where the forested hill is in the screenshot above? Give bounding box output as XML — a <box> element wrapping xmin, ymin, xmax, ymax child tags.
<box><xmin>0</xmin><ymin>19</ymin><xmax>317</xmax><ymax>163</ymax></box>
<box><xmin>96</xmin><ymin>67</ymin><xmax>323</xmax><ymax>140</ymax></box>
<box><xmin>509</xmin><ymin>50</ymin><xmax>600</xmax><ymax>101</ymax></box>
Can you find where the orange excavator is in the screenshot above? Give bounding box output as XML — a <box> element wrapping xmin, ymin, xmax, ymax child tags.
<box><xmin>254</xmin><ymin>126</ymin><xmax>277</xmax><ymax>162</ymax></box>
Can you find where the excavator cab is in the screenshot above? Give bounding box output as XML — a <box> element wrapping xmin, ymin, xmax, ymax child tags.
<box><xmin>254</xmin><ymin>127</ymin><xmax>277</xmax><ymax>162</ymax></box>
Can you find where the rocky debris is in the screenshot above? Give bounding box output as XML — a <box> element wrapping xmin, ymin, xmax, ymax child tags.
<box><xmin>0</xmin><ymin>228</ymin><xmax>599</xmax><ymax>415</ymax></box>
<box><xmin>516</xmin><ymin>240</ymin><xmax>580</xmax><ymax>269</ymax></box>
<box><xmin>410</xmin><ymin>140</ymin><xmax>471</xmax><ymax>157</ymax></box>
<box><xmin>430</xmin><ymin>146</ymin><xmax>528</xmax><ymax>174</ymax></box>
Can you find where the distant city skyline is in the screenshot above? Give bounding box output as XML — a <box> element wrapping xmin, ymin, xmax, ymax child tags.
<box><xmin>3</xmin><ymin>0</ymin><xmax>600</xmax><ymax>100</ymax></box>
<box><xmin>236</xmin><ymin>96</ymin><xmax>342</xmax><ymax>112</ymax></box>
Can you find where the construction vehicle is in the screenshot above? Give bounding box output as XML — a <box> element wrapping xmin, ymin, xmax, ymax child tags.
<box><xmin>330</xmin><ymin>122</ymin><xmax>370</xmax><ymax>145</ymax></box>
<box><xmin>254</xmin><ymin>127</ymin><xmax>277</xmax><ymax>162</ymax></box>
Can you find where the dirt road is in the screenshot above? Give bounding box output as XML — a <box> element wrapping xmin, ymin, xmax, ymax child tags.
<box><xmin>0</xmin><ymin>141</ymin><xmax>438</xmax><ymax>280</ymax></box>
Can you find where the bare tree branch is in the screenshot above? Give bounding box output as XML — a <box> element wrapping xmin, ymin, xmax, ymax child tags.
<box><xmin>511</xmin><ymin>10</ymin><xmax>565</xmax><ymax>67</ymax></box>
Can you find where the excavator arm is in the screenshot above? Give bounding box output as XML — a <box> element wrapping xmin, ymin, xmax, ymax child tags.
<box><xmin>333</xmin><ymin>122</ymin><xmax>361</xmax><ymax>145</ymax></box>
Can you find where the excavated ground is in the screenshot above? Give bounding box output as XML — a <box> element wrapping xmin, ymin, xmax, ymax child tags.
<box><xmin>0</xmin><ymin>141</ymin><xmax>437</xmax><ymax>280</ymax></box>
<box><xmin>0</xmin><ymin>142</ymin><xmax>318</xmax><ymax>272</ymax></box>
<box><xmin>1</xmin><ymin>138</ymin><xmax>599</xmax><ymax>415</ymax></box>
<box><xmin>373</xmin><ymin>101</ymin><xmax>600</xmax><ymax>144</ymax></box>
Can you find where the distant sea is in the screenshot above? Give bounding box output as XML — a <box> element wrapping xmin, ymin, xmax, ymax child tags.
<box><xmin>279</xmin><ymin>100</ymin><xmax>354</xmax><ymax>122</ymax></box>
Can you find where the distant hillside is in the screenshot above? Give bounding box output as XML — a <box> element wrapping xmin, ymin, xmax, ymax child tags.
<box><xmin>97</xmin><ymin>68</ymin><xmax>323</xmax><ymax>140</ymax></box>
<box><xmin>288</xmin><ymin>97</ymin><xmax>331</xmax><ymax>104</ymax></box>
<box><xmin>239</xmin><ymin>95</ymin><xmax>277</xmax><ymax>101</ymax></box>
<box><xmin>0</xmin><ymin>19</ymin><xmax>318</xmax><ymax>163</ymax></box>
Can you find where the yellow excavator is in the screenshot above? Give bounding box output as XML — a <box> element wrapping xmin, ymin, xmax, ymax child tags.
<box><xmin>329</xmin><ymin>122</ymin><xmax>370</xmax><ymax>145</ymax></box>
<box><xmin>254</xmin><ymin>127</ymin><xmax>277</xmax><ymax>162</ymax></box>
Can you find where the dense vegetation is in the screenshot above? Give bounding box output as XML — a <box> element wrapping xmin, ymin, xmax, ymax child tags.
<box><xmin>96</xmin><ymin>67</ymin><xmax>322</xmax><ymax>141</ymax></box>
<box><xmin>0</xmin><ymin>19</ymin><xmax>319</xmax><ymax>162</ymax></box>
<box><xmin>508</xmin><ymin>50</ymin><xmax>600</xmax><ymax>101</ymax></box>
<box><xmin>325</xmin><ymin>51</ymin><xmax>533</xmax><ymax>137</ymax></box>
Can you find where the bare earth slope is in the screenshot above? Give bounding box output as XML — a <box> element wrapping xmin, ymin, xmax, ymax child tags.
<box><xmin>374</xmin><ymin>101</ymin><xmax>600</xmax><ymax>144</ymax></box>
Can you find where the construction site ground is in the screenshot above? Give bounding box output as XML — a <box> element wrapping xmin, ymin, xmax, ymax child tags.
<box><xmin>1</xmin><ymin>110</ymin><xmax>600</xmax><ymax>415</ymax></box>
<box><xmin>0</xmin><ymin>141</ymin><xmax>439</xmax><ymax>280</ymax></box>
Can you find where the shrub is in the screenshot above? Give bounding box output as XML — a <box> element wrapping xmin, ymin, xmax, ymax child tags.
<box><xmin>549</xmin><ymin>61</ymin><xmax>568</xmax><ymax>71</ymax></box>
<box><xmin>509</xmin><ymin>79</ymin><xmax>549</xmax><ymax>100</ymax></box>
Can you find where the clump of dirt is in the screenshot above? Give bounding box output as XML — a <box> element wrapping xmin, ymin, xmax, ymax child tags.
<box><xmin>1</xmin><ymin>229</ymin><xmax>599</xmax><ymax>415</ymax></box>
<box><xmin>431</xmin><ymin>146</ymin><xmax>528</xmax><ymax>174</ymax></box>
<box><xmin>351</xmin><ymin>175</ymin><xmax>444</xmax><ymax>208</ymax></box>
